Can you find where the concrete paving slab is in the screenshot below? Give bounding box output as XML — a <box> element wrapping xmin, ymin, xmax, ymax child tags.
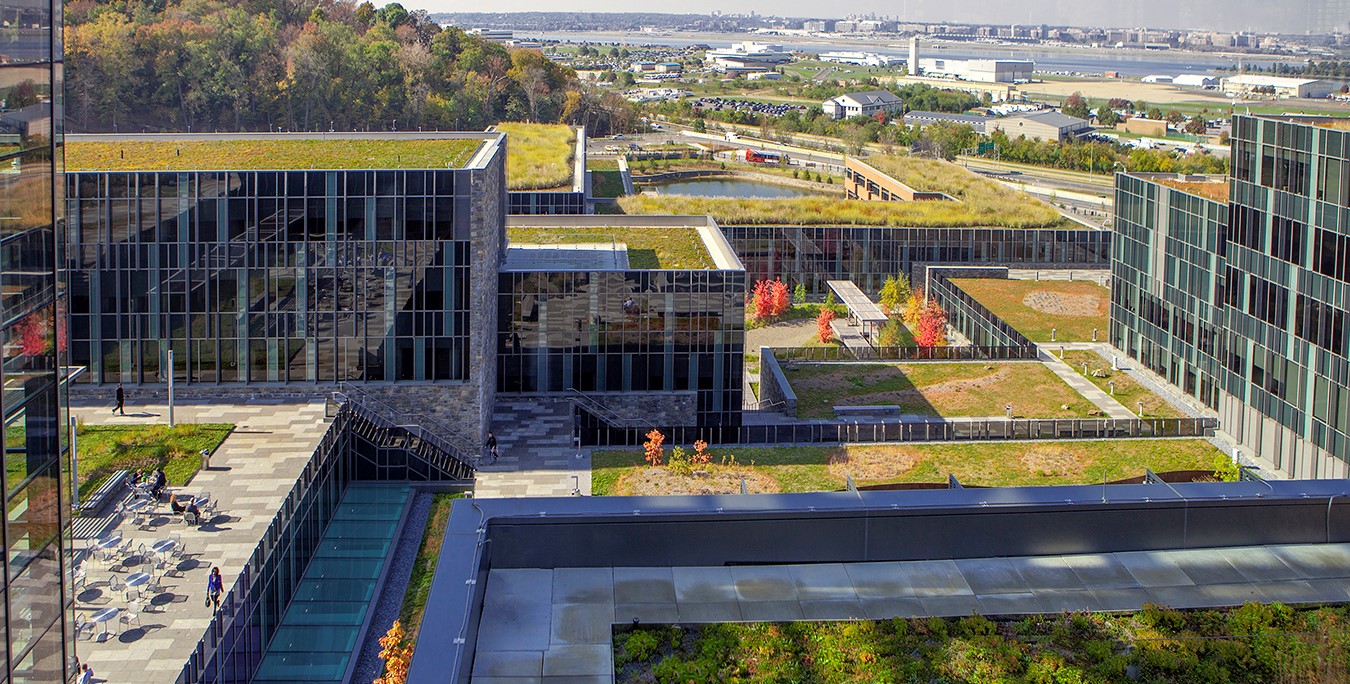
<box><xmin>977</xmin><ymin>592</ymin><xmax>1046</xmax><ymax>615</ymax></box>
<box><xmin>1251</xmin><ymin>580</ymin><xmax>1331</xmax><ymax>604</ymax></box>
<box><xmin>1086</xmin><ymin>587</ymin><xmax>1154</xmax><ymax>611</ymax></box>
<box><xmin>473</xmin><ymin>650</ymin><xmax>545</xmax><ymax>678</ymax></box>
<box><xmin>904</xmin><ymin>560</ymin><xmax>973</xmax><ymax>597</ymax></box>
<box><xmin>1300</xmin><ymin>579</ymin><xmax>1350</xmax><ymax>603</ymax></box>
<box><xmin>859</xmin><ymin>597</ymin><xmax>927</xmax><ymax>620</ymax></box>
<box><xmin>731</xmin><ymin>566</ymin><xmax>798</xmax><ymax>602</ymax></box>
<box><xmin>918</xmin><ymin>594</ymin><xmax>983</xmax><ymax>617</ymax></box>
<box><xmin>1032</xmin><ymin>589</ymin><xmax>1103</xmax><ymax>613</ymax></box>
<box><xmin>676</xmin><ymin>601</ymin><xmax>744</xmax><ymax>622</ymax></box>
<box><xmin>612</xmin><ymin>567</ymin><xmax>676</xmax><ymax>604</ymax></box>
<box><xmin>800</xmin><ymin>599</ymin><xmax>866</xmax><ymax>620</ymax></box>
<box><xmin>553</xmin><ymin>568</ymin><xmax>615</xmax><ymax>605</ymax></box>
<box><xmin>1063</xmin><ymin>554</ymin><xmax>1140</xmax><ymax>589</ymax></box>
<box><xmin>1115</xmin><ymin>551</ymin><xmax>1196</xmax><ymax>587</ymax></box>
<box><xmin>491</xmin><ymin>569</ymin><xmax>556</xmax><ymax>599</ymax></box>
<box><xmin>542</xmin><ymin>644</ymin><xmax>612</xmax><ymax>677</ymax></box>
<box><xmin>1008</xmin><ymin>556</ymin><xmax>1086</xmax><ymax>592</ymax></box>
<box><xmin>672</xmin><ymin>567</ymin><xmax>737</xmax><ymax>603</ymax></box>
<box><xmin>552</xmin><ymin>603</ymin><xmax>616</xmax><ymax>645</ymax></box>
<box><xmin>614</xmin><ymin>603</ymin><xmax>678</xmax><ymax>624</ymax></box>
<box><xmin>1168</xmin><ymin>550</ymin><xmax>1249</xmax><ymax>586</ymax></box>
<box><xmin>738</xmin><ymin>600</ymin><xmax>805</xmax><ymax>622</ymax></box>
<box><xmin>956</xmin><ymin>558</ymin><xmax>1028</xmax><ymax>595</ymax></box>
<box><xmin>1270</xmin><ymin>545</ymin><xmax>1350</xmax><ymax>580</ymax></box>
<box><xmin>845</xmin><ymin>562</ymin><xmax>913</xmax><ymax>598</ymax></box>
<box><xmin>478</xmin><ymin>590</ymin><xmax>554</xmax><ymax>652</ymax></box>
<box><xmin>790</xmin><ymin>564</ymin><xmax>856</xmax><ymax>600</ymax></box>
<box><xmin>1217</xmin><ymin>547</ymin><xmax>1302</xmax><ymax>583</ymax></box>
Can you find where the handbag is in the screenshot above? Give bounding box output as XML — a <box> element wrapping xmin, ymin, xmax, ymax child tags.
<box><xmin>204</xmin><ymin>596</ymin><xmax>211</xmax><ymax>608</ymax></box>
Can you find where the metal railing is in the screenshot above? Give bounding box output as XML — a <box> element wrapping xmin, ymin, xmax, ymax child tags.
<box><xmin>580</xmin><ymin>416</ymin><xmax>1220</xmax><ymax>447</ymax></box>
<box><xmin>566</xmin><ymin>388</ymin><xmax>659</xmax><ymax>431</ymax></box>
<box><xmin>767</xmin><ymin>345</ymin><xmax>1038</xmax><ymax>362</ymax></box>
<box><xmin>334</xmin><ymin>381</ymin><xmax>479</xmax><ymax>473</ymax></box>
<box><xmin>929</xmin><ymin>272</ymin><xmax>1039</xmax><ymax>350</ymax></box>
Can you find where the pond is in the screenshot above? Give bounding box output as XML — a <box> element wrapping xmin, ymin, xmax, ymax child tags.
<box><xmin>642</xmin><ymin>177</ymin><xmax>830</xmax><ymax>199</ymax></box>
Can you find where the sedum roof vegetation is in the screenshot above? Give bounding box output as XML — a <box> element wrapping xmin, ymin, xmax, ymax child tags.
<box><xmin>506</xmin><ymin>226</ymin><xmax>712</xmax><ymax>270</ymax></box>
<box><xmin>497</xmin><ymin>123</ymin><xmax>576</xmax><ymax>191</ymax></box>
<box><xmin>65</xmin><ymin>138</ymin><xmax>484</xmax><ymax>172</ymax></box>
<box><xmin>1158</xmin><ymin>179</ymin><xmax>1230</xmax><ymax>203</ymax></box>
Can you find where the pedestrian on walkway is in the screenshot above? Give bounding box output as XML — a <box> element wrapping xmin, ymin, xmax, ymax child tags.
<box><xmin>114</xmin><ymin>383</ymin><xmax>125</xmax><ymax>415</ymax></box>
<box><xmin>76</xmin><ymin>663</ymin><xmax>93</xmax><ymax>684</ymax></box>
<box><xmin>485</xmin><ymin>431</ymin><xmax>499</xmax><ymax>464</ymax></box>
<box><xmin>206</xmin><ymin>567</ymin><xmax>224</xmax><ymax>611</ymax></box>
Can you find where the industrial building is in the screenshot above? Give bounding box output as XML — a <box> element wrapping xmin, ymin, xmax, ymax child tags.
<box><xmin>1173</xmin><ymin>74</ymin><xmax>1220</xmax><ymax>88</ymax></box>
<box><xmin>991</xmin><ymin>110</ymin><xmax>1093</xmax><ymax>142</ymax></box>
<box><xmin>1112</xmin><ymin>115</ymin><xmax>1350</xmax><ymax>479</ymax></box>
<box><xmin>917</xmin><ymin>58</ymin><xmax>1034</xmax><ymax>83</ymax></box>
<box><xmin>1221</xmin><ymin>74</ymin><xmax>1336</xmax><ymax>99</ymax></box>
<box><xmin>706</xmin><ymin>41</ymin><xmax>792</xmax><ymax>66</ymax></box>
<box><xmin>822</xmin><ymin>90</ymin><xmax>904</xmax><ymax>120</ymax></box>
<box><xmin>902</xmin><ymin>110</ymin><xmax>991</xmax><ymax>134</ymax></box>
<box><xmin>819</xmin><ymin>51</ymin><xmax>902</xmax><ymax>68</ymax></box>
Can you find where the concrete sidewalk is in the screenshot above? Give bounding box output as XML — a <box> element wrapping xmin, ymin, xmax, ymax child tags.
<box><xmin>1038</xmin><ymin>347</ymin><xmax>1137</xmax><ymax>419</ymax></box>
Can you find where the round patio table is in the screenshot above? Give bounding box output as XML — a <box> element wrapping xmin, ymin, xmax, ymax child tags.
<box><xmin>90</xmin><ymin>607</ymin><xmax>119</xmax><ymax>641</ymax></box>
<box><xmin>93</xmin><ymin>536</ymin><xmax>122</xmax><ymax>550</ymax></box>
<box><xmin>151</xmin><ymin>539</ymin><xmax>177</xmax><ymax>557</ymax></box>
<box><xmin>192</xmin><ymin>494</ymin><xmax>210</xmax><ymax>508</ymax></box>
<box><xmin>125</xmin><ymin>572</ymin><xmax>151</xmax><ymax>589</ymax></box>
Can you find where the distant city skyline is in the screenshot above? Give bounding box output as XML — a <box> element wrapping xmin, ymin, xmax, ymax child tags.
<box><xmin>420</xmin><ymin>1</ymin><xmax>1348</xmax><ymax>35</ymax></box>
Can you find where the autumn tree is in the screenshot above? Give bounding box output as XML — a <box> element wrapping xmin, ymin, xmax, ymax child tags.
<box><xmin>1184</xmin><ymin>116</ymin><xmax>1208</xmax><ymax>135</ymax></box>
<box><xmin>750</xmin><ymin>278</ymin><xmax>790</xmax><ymax>322</ymax></box>
<box><xmin>816</xmin><ymin>308</ymin><xmax>836</xmax><ymax>344</ymax></box>
<box><xmin>375</xmin><ymin>620</ymin><xmax>413</xmax><ymax>684</ymax></box>
<box><xmin>691</xmin><ymin>439</ymin><xmax>711</xmax><ymax>466</ymax></box>
<box><xmin>1061</xmin><ymin>91</ymin><xmax>1090</xmax><ymax>120</ymax></box>
<box><xmin>901</xmin><ymin>288</ymin><xmax>926</xmax><ymax>325</ymax></box>
<box><xmin>643</xmin><ymin>429</ymin><xmax>665</xmax><ymax>467</ymax></box>
<box><xmin>915</xmin><ymin>300</ymin><xmax>948</xmax><ymax>347</ymax></box>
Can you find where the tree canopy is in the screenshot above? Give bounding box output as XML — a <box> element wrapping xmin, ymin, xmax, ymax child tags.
<box><xmin>65</xmin><ymin>0</ymin><xmax>639</xmax><ymax>133</ymax></box>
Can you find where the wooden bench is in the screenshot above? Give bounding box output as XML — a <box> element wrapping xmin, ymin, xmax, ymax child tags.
<box><xmin>77</xmin><ymin>470</ymin><xmax>130</xmax><ymax>515</ymax></box>
<box><xmin>834</xmin><ymin>405</ymin><xmax>903</xmax><ymax>418</ymax></box>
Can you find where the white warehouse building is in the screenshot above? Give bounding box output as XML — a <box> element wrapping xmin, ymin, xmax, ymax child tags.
<box><xmin>916</xmin><ymin>58</ymin><xmax>1034</xmax><ymax>83</ymax></box>
<box><xmin>1221</xmin><ymin>74</ymin><xmax>1335</xmax><ymax>99</ymax></box>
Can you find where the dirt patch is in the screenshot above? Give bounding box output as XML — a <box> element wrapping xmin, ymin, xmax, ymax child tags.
<box><xmin>747</xmin><ymin>319</ymin><xmax>818</xmax><ymax>350</ymax></box>
<box><xmin>827</xmin><ymin>446</ymin><xmax>921</xmax><ymax>481</ymax></box>
<box><xmin>614</xmin><ymin>467</ymin><xmax>780</xmax><ymax>496</ymax></box>
<box><xmin>1019</xmin><ymin>446</ymin><xmax>1088</xmax><ymax>478</ymax></box>
<box><xmin>1022</xmin><ymin>291</ymin><xmax>1106</xmax><ymax>318</ymax></box>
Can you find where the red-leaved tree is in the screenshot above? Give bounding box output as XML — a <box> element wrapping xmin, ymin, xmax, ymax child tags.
<box><xmin>751</xmin><ymin>278</ymin><xmax>791</xmax><ymax>322</ymax></box>
<box><xmin>915</xmin><ymin>300</ymin><xmax>948</xmax><ymax>347</ymax></box>
<box><xmin>817</xmin><ymin>308</ymin><xmax>836</xmax><ymax>343</ymax></box>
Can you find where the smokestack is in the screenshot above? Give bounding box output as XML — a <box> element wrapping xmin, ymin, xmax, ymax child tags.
<box><xmin>909</xmin><ymin>36</ymin><xmax>920</xmax><ymax>76</ymax></box>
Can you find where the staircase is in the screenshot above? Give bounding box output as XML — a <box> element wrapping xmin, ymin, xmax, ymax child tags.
<box><xmin>332</xmin><ymin>387</ymin><xmax>478</xmax><ymax>480</ymax></box>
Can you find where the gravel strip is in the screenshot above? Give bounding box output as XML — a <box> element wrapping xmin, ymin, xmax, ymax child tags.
<box><xmin>352</xmin><ymin>490</ymin><xmax>434</xmax><ymax>684</ymax></box>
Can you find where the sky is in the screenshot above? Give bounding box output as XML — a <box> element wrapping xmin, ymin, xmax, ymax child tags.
<box><xmin>417</xmin><ymin>0</ymin><xmax>1348</xmax><ymax>34</ymax></box>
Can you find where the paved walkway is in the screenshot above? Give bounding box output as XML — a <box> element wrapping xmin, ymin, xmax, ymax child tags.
<box><xmin>473</xmin><ymin>542</ymin><xmax>1350</xmax><ymax>683</ymax></box>
<box><xmin>475</xmin><ymin>399</ymin><xmax>590</xmax><ymax>498</ymax></box>
<box><xmin>1038</xmin><ymin>347</ymin><xmax>1137</xmax><ymax>419</ymax></box>
<box><xmin>69</xmin><ymin>398</ymin><xmax>331</xmax><ymax>683</ymax></box>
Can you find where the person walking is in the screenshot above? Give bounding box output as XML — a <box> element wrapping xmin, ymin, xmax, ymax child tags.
<box><xmin>114</xmin><ymin>383</ymin><xmax>125</xmax><ymax>415</ymax></box>
<box><xmin>206</xmin><ymin>567</ymin><xmax>224</xmax><ymax>611</ymax></box>
<box><xmin>485</xmin><ymin>431</ymin><xmax>499</xmax><ymax>464</ymax></box>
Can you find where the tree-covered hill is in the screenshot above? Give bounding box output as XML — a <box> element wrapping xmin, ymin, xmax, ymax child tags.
<box><xmin>64</xmin><ymin>0</ymin><xmax>640</xmax><ymax>134</ymax></box>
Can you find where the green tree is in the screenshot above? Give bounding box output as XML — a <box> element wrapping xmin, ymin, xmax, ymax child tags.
<box><xmin>878</xmin><ymin>274</ymin><xmax>911</xmax><ymax>315</ymax></box>
<box><xmin>1097</xmin><ymin>108</ymin><xmax>1121</xmax><ymax>127</ymax></box>
<box><xmin>1165</xmin><ymin>109</ymin><xmax>1186</xmax><ymax>126</ymax></box>
<box><xmin>1184</xmin><ymin>116</ymin><xmax>1207</xmax><ymax>135</ymax></box>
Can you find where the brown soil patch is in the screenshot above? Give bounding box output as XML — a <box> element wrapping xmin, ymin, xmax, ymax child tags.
<box><xmin>827</xmin><ymin>446</ymin><xmax>921</xmax><ymax>481</ymax></box>
<box><xmin>1019</xmin><ymin>446</ymin><xmax>1088</xmax><ymax>478</ymax></box>
<box><xmin>1022</xmin><ymin>291</ymin><xmax>1107</xmax><ymax>318</ymax></box>
<box><xmin>614</xmin><ymin>466</ymin><xmax>780</xmax><ymax>496</ymax></box>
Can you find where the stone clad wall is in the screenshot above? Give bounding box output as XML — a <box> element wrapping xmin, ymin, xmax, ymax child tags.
<box><xmin>583</xmin><ymin>391</ymin><xmax>699</xmax><ymax>428</ymax></box>
<box><xmin>757</xmin><ymin>347</ymin><xmax>797</xmax><ymax>417</ymax></box>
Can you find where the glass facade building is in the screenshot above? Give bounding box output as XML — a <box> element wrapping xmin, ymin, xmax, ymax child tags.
<box><xmin>721</xmin><ymin>225</ymin><xmax>1111</xmax><ymax>295</ymax></box>
<box><xmin>1112</xmin><ymin>115</ymin><xmax>1350</xmax><ymax>478</ymax></box>
<box><xmin>63</xmin><ymin>135</ymin><xmax>504</xmax><ymax>388</ymax></box>
<box><xmin>0</xmin><ymin>0</ymin><xmax>75</xmax><ymax>678</ymax></box>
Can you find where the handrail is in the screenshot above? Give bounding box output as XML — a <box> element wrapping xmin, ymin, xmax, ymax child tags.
<box><xmin>333</xmin><ymin>384</ymin><xmax>478</xmax><ymax>473</ymax></box>
<box><xmin>337</xmin><ymin>381</ymin><xmax>479</xmax><ymax>454</ymax></box>
<box><xmin>565</xmin><ymin>388</ymin><xmax>659</xmax><ymax>430</ymax></box>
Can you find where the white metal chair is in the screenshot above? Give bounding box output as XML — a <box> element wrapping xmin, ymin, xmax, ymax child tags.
<box><xmin>73</xmin><ymin>563</ymin><xmax>88</xmax><ymax>590</ymax></box>
<box><xmin>107</xmin><ymin>574</ymin><xmax>124</xmax><ymax>595</ymax></box>
<box><xmin>74</xmin><ymin>614</ymin><xmax>95</xmax><ymax>641</ymax></box>
<box><xmin>120</xmin><ymin>601</ymin><xmax>142</xmax><ymax>630</ymax></box>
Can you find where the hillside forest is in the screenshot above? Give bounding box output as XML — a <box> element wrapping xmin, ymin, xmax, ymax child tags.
<box><xmin>64</xmin><ymin>0</ymin><xmax>641</xmax><ymax>134</ymax></box>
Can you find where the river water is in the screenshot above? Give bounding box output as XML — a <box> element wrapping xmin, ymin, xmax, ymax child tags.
<box><xmin>524</xmin><ymin>30</ymin><xmax>1288</xmax><ymax>77</ymax></box>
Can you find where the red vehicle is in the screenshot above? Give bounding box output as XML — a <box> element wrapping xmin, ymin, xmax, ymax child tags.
<box><xmin>743</xmin><ymin>148</ymin><xmax>786</xmax><ymax>164</ymax></box>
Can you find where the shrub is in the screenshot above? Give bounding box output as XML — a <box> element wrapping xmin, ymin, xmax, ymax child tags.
<box><xmin>878</xmin><ymin>274</ymin><xmax>911</xmax><ymax>315</ymax></box>
<box><xmin>751</xmin><ymin>278</ymin><xmax>790</xmax><ymax>322</ymax></box>
<box><xmin>793</xmin><ymin>283</ymin><xmax>807</xmax><ymax>305</ymax></box>
<box><xmin>617</xmin><ymin>629</ymin><xmax>662</xmax><ymax>665</ymax></box>
<box><xmin>691</xmin><ymin>440</ymin><xmax>711</xmax><ymax>466</ymax></box>
<box><xmin>817</xmin><ymin>308</ymin><xmax>836</xmax><ymax>343</ymax></box>
<box><xmin>667</xmin><ymin>446</ymin><xmax>692</xmax><ymax>476</ymax></box>
<box><xmin>901</xmin><ymin>290</ymin><xmax>925</xmax><ymax>324</ymax></box>
<box><xmin>375</xmin><ymin>620</ymin><xmax>413</xmax><ymax>684</ymax></box>
<box><xmin>643</xmin><ymin>429</ymin><xmax>665</xmax><ymax>467</ymax></box>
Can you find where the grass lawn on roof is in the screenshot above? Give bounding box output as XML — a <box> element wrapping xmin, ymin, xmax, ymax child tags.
<box><xmin>949</xmin><ymin>279</ymin><xmax>1110</xmax><ymax>343</ymax></box>
<box><xmin>498</xmin><ymin>122</ymin><xmax>576</xmax><ymax>191</ymax></box>
<box><xmin>506</xmin><ymin>226</ymin><xmax>712</xmax><ymax>269</ymax></box>
<box><xmin>66</xmin><ymin>139</ymin><xmax>484</xmax><ymax>172</ymax></box>
<box><xmin>591</xmin><ymin>438</ymin><xmax>1225</xmax><ymax>495</ymax></box>
<box><xmin>783</xmin><ymin>361</ymin><xmax>1097</xmax><ymax>420</ymax></box>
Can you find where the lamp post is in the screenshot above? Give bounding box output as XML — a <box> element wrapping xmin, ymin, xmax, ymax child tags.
<box><xmin>1108</xmin><ymin>381</ymin><xmax>1115</xmax><ymax>396</ymax></box>
<box><xmin>1137</xmin><ymin>401</ymin><xmax>1144</xmax><ymax>418</ymax></box>
<box><xmin>1005</xmin><ymin>404</ymin><xmax>1013</xmax><ymax>420</ymax></box>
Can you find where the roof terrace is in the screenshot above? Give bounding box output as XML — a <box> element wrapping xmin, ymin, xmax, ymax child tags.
<box><xmin>503</xmin><ymin>216</ymin><xmax>742</xmax><ymax>271</ymax></box>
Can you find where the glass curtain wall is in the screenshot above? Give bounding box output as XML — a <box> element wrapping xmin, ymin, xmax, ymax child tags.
<box><xmin>0</xmin><ymin>0</ymin><xmax>73</xmax><ymax>678</ymax></box>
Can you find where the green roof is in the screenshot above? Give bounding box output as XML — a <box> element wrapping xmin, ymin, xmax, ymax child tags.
<box><xmin>65</xmin><ymin>138</ymin><xmax>484</xmax><ymax>172</ymax></box>
<box><xmin>506</xmin><ymin>226</ymin><xmax>712</xmax><ymax>269</ymax></box>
